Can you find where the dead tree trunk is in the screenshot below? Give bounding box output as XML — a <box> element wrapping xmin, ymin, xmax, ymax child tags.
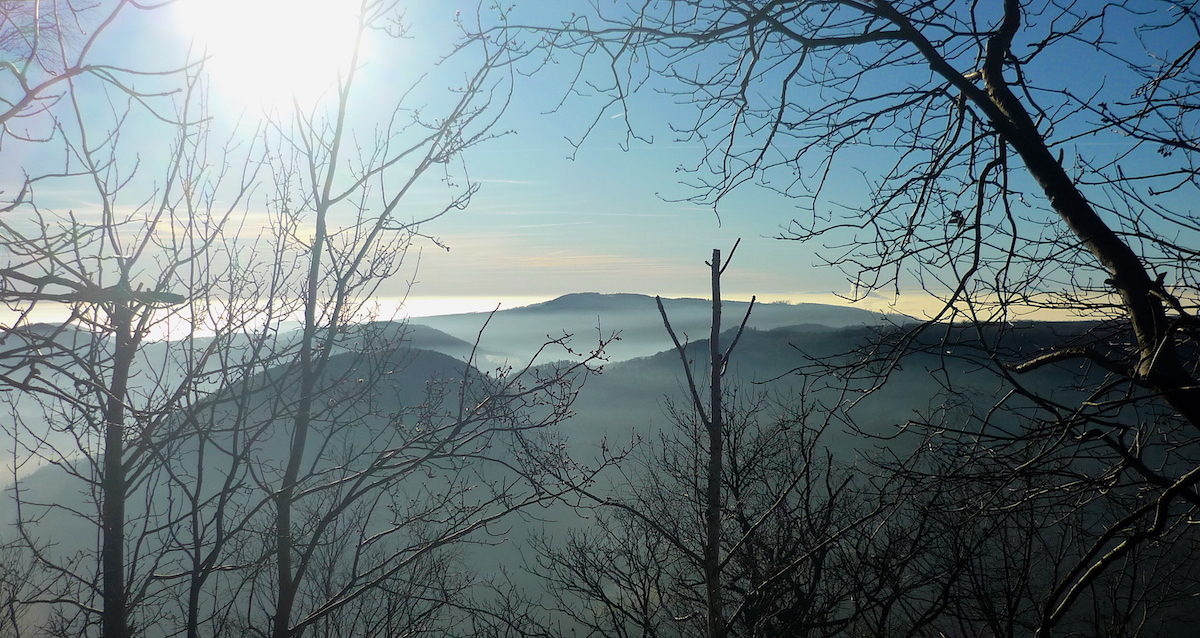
<box><xmin>657</xmin><ymin>242</ymin><xmax>754</xmax><ymax>638</ymax></box>
<box><xmin>704</xmin><ymin>249</ymin><xmax>724</xmax><ymax>638</ymax></box>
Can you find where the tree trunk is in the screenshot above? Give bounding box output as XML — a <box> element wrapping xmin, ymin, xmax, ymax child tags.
<box><xmin>102</xmin><ymin>300</ymin><xmax>135</xmax><ymax>638</ymax></box>
<box><xmin>973</xmin><ymin>0</ymin><xmax>1200</xmax><ymax>428</ymax></box>
<box><xmin>271</xmin><ymin>196</ymin><xmax>329</xmax><ymax>638</ymax></box>
<box><xmin>705</xmin><ymin>249</ymin><xmax>724</xmax><ymax>638</ymax></box>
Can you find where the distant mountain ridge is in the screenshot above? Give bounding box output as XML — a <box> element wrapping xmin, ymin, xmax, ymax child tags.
<box><xmin>411</xmin><ymin>293</ymin><xmax>907</xmax><ymax>364</ymax></box>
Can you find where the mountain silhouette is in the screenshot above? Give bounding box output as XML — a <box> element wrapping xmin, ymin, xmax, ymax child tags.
<box><xmin>412</xmin><ymin>293</ymin><xmax>906</xmax><ymax>364</ymax></box>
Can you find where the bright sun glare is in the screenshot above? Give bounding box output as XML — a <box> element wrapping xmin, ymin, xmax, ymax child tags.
<box><xmin>176</xmin><ymin>0</ymin><xmax>363</xmax><ymax>110</ymax></box>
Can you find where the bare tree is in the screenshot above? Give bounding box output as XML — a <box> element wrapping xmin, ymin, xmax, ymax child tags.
<box><xmin>1</xmin><ymin>3</ymin><xmax>610</xmax><ymax>638</ymax></box>
<box><xmin>524</xmin><ymin>248</ymin><xmax>887</xmax><ymax>638</ymax></box>
<box><xmin>499</xmin><ymin>0</ymin><xmax>1200</xmax><ymax>420</ymax></box>
<box><xmin>0</xmin><ymin>36</ymin><xmax>262</xmax><ymax>632</ymax></box>
<box><xmin>198</xmin><ymin>6</ymin><xmax>612</xmax><ymax>637</ymax></box>
<box><xmin>481</xmin><ymin>0</ymin><xmax>1200</xmax><ymax>630</ymax></box>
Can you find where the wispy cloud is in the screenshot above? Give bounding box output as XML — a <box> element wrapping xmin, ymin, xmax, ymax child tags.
<box><xmin>586</xmin><ymin>212</ymin><xmax>689</xmax><ymax>218</ymax></box>
<box><xmin>474</xmin><ymin>178</ymin><xmax>544</xmax><ymax>185</ymax></box>
<box><xmin>475</xmin><ymin>209</ymin><xmax>687</xmax><ymax>218</ymax></box>
<box><xmin>507</xmin><ymin>221</ymin><xmax>594</xmax><ymax>229</ymax></box>
<box><xmin>515</xmin><ymin>251</ymin><xmax>695</xmax><ymax>275</ymax></box>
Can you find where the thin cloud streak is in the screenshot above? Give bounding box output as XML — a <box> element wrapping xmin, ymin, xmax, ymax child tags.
<box><xmin>474</xmin><ymin>178</ymin><xmax>545</xmax><ymax>185</ymax></box>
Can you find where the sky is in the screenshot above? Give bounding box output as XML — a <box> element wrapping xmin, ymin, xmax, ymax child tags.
<box><xmin>2</xmin><ymin>0</ymin><xmax>1190</xmax><ymax>324</ymax></box>
<box><xmin>173</xmin><ymin>0</ymin><xmax>930</xmax><ymax>316</ymax></box>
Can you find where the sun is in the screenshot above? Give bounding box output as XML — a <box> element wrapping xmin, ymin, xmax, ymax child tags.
<box><xmin>175</xmin><ymin>0</ymin><xmax>364</xmax><ymax>110</ymax></box>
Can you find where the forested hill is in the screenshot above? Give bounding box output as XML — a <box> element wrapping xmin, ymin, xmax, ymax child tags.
<box><xmin>551</xmin><ymin>319</ymin><xmax>1109</xmax><ymax>452</ymax></box>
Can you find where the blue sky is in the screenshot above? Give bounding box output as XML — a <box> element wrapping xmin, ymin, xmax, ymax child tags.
<box><xmin>374</xmin><ymin>2</ymin><xmax>864</xmax><ymax>311</ymax></box>
<box><xmin>170</xmin><ymin>0</ymin><xmax>881</xmax><ymax>315</ymax></box>
<box><xmin>4</xmin><ymin>0</ymin><xmax>1192</xmax><ymax>322</ymax></box>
